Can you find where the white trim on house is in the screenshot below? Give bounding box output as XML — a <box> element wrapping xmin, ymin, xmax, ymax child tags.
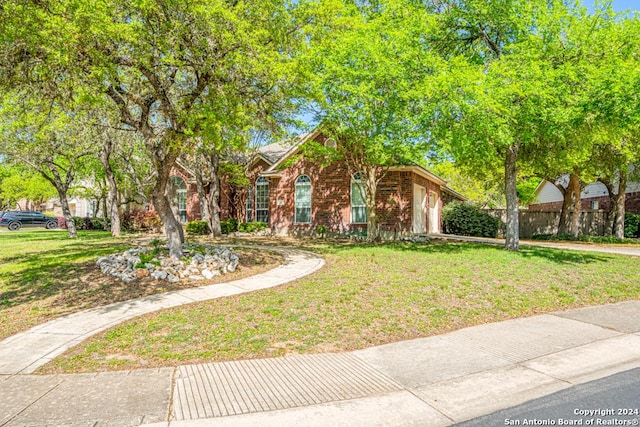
<box><xmin>531</xmin><ymin>178</ymin><xmax>640</xmax><ymax>206</ymax></box>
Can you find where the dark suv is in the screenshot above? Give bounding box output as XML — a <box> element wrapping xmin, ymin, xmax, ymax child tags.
<box><xmin>0</xmin><ymin>211</ymin><xmax>58</xmax><ymax>231</ymax></box>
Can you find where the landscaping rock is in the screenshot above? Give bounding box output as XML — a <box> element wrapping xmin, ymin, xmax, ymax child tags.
<box><xmin>96</xmin><ymin>244</ymin><xmax>241</xmax><ymax>283</ymax></box>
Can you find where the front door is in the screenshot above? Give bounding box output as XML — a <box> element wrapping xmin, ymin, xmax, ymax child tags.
<box><xmin>429</xmin><ymin>192</ymin><xmax>440</xmax><ymax>233</ymax></box>
<box><xmin>412</xmin><ymin>184</ymin><xmax>427</xmax><ymax>234</ymax></box>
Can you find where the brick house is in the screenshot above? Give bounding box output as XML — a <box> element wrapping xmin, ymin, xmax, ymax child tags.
<box><xmin>529</xmin><ymin>178</ymin><xmax>640</xmax><ymax>214</ymax></box>
<box><xmin>171</xmin><ymin>130</ymin><xmax>465</xmax><ymax>237</ymax></box>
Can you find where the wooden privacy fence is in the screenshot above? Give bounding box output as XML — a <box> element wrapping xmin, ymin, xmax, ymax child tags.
<box><xmin>485</xmin><ymin>210</ymin><xmax>609</xmax><ymax>238</ymax></box>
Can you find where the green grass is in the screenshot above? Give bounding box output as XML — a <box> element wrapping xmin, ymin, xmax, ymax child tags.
<box><xmin>42</xmin><ymin>240</ymin><xmax>640</xmax><ymax>373</ymax></box>
<box><xmin>531</xmin><ymin>234</ymin><xmax>640</xmax><ymax>244</ymax></box>
<box><xmin>0</xmin><ymin>230</ymin><xmax>284</xmax><ymax>341</ymax></box>
<box><xmin>0</xmin><ymin>230</ymin><xmax>132</xmax><ymax>338</ymax></box>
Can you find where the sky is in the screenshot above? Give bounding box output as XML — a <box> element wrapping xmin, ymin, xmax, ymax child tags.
<box><xmin>581</xmin><ymin>0</ymin><xmax>639</xmax><ymax>12</ymax></box>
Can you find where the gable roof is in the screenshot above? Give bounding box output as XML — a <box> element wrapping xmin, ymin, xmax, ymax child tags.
<box><xmin>253</xmin><ymin>131</ymin><xmax>320</xmax><ymax>174</ymax></box>
<box><xmin>256</xmin><ymin>141</ymin><xmax>297</xmax><ymax>165</ymax></box>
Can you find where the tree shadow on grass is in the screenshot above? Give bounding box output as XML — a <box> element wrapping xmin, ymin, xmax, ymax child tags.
<box><xmin>297</xmin><ymin>240</ymin><xmax>611</xmax><ymax>265</ymax></box>
<box><xmin>0</xmin><ymin>230</ymin><xmax>114</xmax><ymax>244</ymax></box>
<box><xmin>0</xmin><ymin>243</ymin><xmax>134</xmax><ymax>308</ymax></box>
<box><xmin>516</xmin><ymin>246</ymin><xmax>610</xmax><ymax>264</ymax></box>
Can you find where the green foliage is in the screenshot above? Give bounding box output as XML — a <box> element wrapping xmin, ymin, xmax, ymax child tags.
<box><xmin>221</xmin><ymin>218</ymin><xmax>239</xmax><ymax>235</ymax></box>
<box><xmin>442</xmin><ymin>202</ymin><xmax>500</xmax><ymax>238</ymax></box>
<box><xmin>316</xmin><ymin>225</ymin><xmax>327</xmax><ymax>236</ymax></box>
<box><xmin>0</xmin><ymin>163</ymin><xmax>56</xmax><ymax>209</ymax></box>
<box><xmin>122</xmin><ymin>211</ymin><xmax>162</xmax><ymax>232</ymax></box>
<box><xmin>238</xmin><ymin>222</ymin><xmax>268</xmax><ymax>233</ymax></box>
<box><xmin>186</xmin><ymin>220</ymin><xmax>210</xmax><ymax>236</ymax></box>
<box><xmin>66</xmin><ymin>216</ymin><xmax>110</xmax><ymax>231</ymax></box>
<box><xmin>624</xmin><ymin>213</ymin><xmax>640</xmax><ymax>238</ymax></box>
<box><xmin>304</xmin><ymin>0</ymin><xmax>436</xmax><ymax>241</ymax></box>
<box><xmin>429</xmin><ymin>160</ymin><xmax>504</xmax><ymax>208</ymax></box>
<box><xmin>516</xmin><ymin>178</ymin><xmax>540</xmax><ymax>206</ymax></box>
<box><xmin>135</xmin><ymin>251</ymin><xmax>161</xmax><ymax>269</ymax></box>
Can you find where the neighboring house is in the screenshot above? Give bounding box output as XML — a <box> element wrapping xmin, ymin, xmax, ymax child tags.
<box><xmin>529</xmin><ymin>178</ymin><xmax>640</xmax><ymax>214</ymax></box>
<box><xmin>171</xmin><ymin>130</ymin><xmax>466</xmax><ymax>237</ymax></box>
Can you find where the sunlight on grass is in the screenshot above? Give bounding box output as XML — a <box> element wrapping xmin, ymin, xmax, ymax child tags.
<box><xmin>0</xmin><ymin>231</ymin><xmax>282</xmax><ymax>341</ymax></box>
<box><xmin>42</xmin><ymin>241</ymin><xmax>640</xmax><ymax>373</ymax></box>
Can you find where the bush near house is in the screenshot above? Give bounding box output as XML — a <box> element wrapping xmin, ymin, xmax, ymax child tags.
<box><xmin>238</xmin><ymin>221</ymin><xmax>268</xmax><ymax>233</ymax></box>
<box><xmin>442</xmin><ymin>201</ymin><xmax>500</xmax><ymax>238</ymax></box>
<box><xmin>122</xmin><ymin>211</ymin><xmax>162</xmax><ymax>232</ymax></box>
<box><xmin>221</xmin><ymin>218</ymin><xmax>239</xmax><ymax>235</ymax></box>
<box><xmin>186</xmin><ymin>220</ymin><xmax>210</xmax><ymax>235</ymax></box>
<box><xmin>625</xmin><ymin>212</ymin><xmax>639</xmax><ymax>238</ymax></box>
<box><xmin>58</xmin><ymin>216</ymin><xmax>111</xmax><ymax>231</ymax></box>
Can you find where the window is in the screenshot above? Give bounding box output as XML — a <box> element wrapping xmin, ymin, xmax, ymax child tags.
<box><xmin>246</xmin><ymin>186</ymin><xmax>254</xmax><ymax>222</ymax></box>
<box><xmin>256</xmin><ymin>177</ymin><xmax>269</xmax><ymax>223</ymax></box>
<box><xmin>591</xmin><ymin>200</ymin><xmax>599</xmax><ymax>210</ymax></box>
<box><xmin>351</xmin><ymin>172</ymin><xmax>367</xmax><ymax>223</ymax></box>
<box><xmin>295</xmin><ymin>175</ymin><xmax>312</xmax><ymax>223</ymax></box>
<box><xmin>171</xmin><ymin>176</ymin><xmax>187</xmax><ymax>223</ymax></box>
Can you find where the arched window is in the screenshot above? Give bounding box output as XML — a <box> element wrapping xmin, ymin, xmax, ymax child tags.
<box><xmin>295</xmin><ymin>175</ymin><xmax>311</xmax><ymax>223</ymax></box>
<box><xmin>256</xmin><ymin>177</ymin><xmax>269</xmax><ymax>223</ymax></box>
<box><xmin>170</xmin><ymin>176</ymin><xmax>187</xmax><ymax>223</ymax></box>
<box><xmin>351</xmin><ymin>172</ymin><xmax>367</xmax><ymax>224</ymax></box>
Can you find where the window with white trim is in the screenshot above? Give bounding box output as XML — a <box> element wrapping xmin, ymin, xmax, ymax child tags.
<box><xmin>256</xmin><ymin>177</ymin><xmax>269</xmax><ymax>223</ymax></box>
<box><xmin>351</xmin><ymin>172</ymin><xmax>367</xmax><ymax>223</ymax></box>
<box><xmin>171</xmin><ymin>176</ymin><xmax>187</xmax><ymax>223</ymax></box>
<box><xmin>295</xmin><ymin>175</ymin><xmax>312</xmax><ymax>223</ymax></box>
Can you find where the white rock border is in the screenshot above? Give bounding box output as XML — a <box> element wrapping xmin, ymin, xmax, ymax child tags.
<box><xmin>96</xmin><ymin>243</ymin><xmax>240</xmax><ymax>283</ymax></box>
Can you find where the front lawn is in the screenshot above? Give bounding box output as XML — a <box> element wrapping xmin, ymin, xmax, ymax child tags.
<box><xmin>0</xmin><ymin>230</ymin><xmax>283</xmax><ymax>340</ymax></box>
<box><xmin>41</xmin><ymin>241</ymin><xmax>640</xmax><ymax>373</ymax></box>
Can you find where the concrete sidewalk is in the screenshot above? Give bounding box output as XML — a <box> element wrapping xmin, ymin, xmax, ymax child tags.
<box><xmin>1</xmin><ymin>301</ymin><xmax>639</xmax><ymax>426</ymax></box>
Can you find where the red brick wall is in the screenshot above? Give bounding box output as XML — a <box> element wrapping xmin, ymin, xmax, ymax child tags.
<box><xmin>169</xmin><ymin>165</ymin><xmax>201</xmax><ymax>222</ymax></box>
<box><xmin>230</xmin><ymin>158</ymin><xmax>443</xmax><ymax>235</ymax></box>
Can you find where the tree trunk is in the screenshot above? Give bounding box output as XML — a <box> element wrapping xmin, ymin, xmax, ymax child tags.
<box><xmin>100</xmin><ymin>143</ymin><xmax>121</xmax><ymax>237</ymax></box>
<box><xmin>151</xmin><ymin>160</ymin><xmax>184</xmax><ymax>259</ymax></box>
<box><xmin>364</xmin><ymin>168</ymin><xmax>378</xmax><ymax>242</ymax></box>
<box><xmin>194</xmin><ymin>169</ymin><xmax>210</xmax><ymax>223</ymax></box>
<box><xmin>206</xmin><ymin>154</ymin><xmax>222</xmax><ymax>237</ymax></box>
<box><xmin>599</xmin><ymin>178</ymin><xmax>616</xmax><ymax>236</ymax></box>
<box><xmin>504</xmin><ymin>144</ymin><xmax>519</xmax><ymax>251</ymax></box>
<box><xmin>568</xmin><ymin>173</ymin><xmax>582</xmax><ymax>237</ymax></box>
<box><xmin>556</xmin><ymin>185</ymin><xmax>572</xmax><ymax>236</ymax></box>
<box><xmin>614</xmin><ymin>170</ymin><xmax>627</xmax><ymax>239</ymax></box>
<box><xmin>56</xmin><ymin>187</ymin><xmax>77</xmax><ymax>238</ymax></box>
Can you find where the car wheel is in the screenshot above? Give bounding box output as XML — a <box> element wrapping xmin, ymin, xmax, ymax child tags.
<box><xmin>8</xmin><ymin>222</ymin><xmax>21</xmax><ymax>231</ymax></box>
<box><xmin>45</xmin><ymin>221</ymin><xmax>58</xmax><ymax>230</ymax></box>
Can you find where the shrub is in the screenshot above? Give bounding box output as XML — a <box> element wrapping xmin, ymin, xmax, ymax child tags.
<box><xmin>625</xmin><ymin>212</ymin><xmax>640</xmax><ymax>238</ymax></box>
<box><xmin>441</xmin><ymin>202</ymin><xmax>500</xmax><ymax>238</ymax></box>
<box><xmin>186</xmin><ymin>220</ymin><xmax>210</xmax><ymax>235</ymax></box>
<box><xmin>72</xmin><ymin>216</ymin><xmax>84</xmax><ymax>229</ymax></box>
<box><xmin>238</xmin><ymin>221</ymin><xmax>268</xmax><ymax>233</ymax></box>
<box><xmin>122</xmin><ymin>210</ymin><xmax>162</xmax><ymax>232</ymax></box>
<box><xmin>90</xmin><ymin>217</ymin><xmax>111</xmax><ymax>231</ymax></box>
<box><xmin>221</xmin><ymin>218</ymin><xmax>239</xmax><ymax>234</ymax></box>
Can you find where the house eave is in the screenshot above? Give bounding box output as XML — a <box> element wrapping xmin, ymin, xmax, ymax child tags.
<box><xmin>388</xmin><ymin>165</ymin><xmax>447</xmax><ymax>186</ymax></box>
<box><xmin>441</xmin><ymin>185</ymin><xmax>468</xmax><ymax>201</ymax></box>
